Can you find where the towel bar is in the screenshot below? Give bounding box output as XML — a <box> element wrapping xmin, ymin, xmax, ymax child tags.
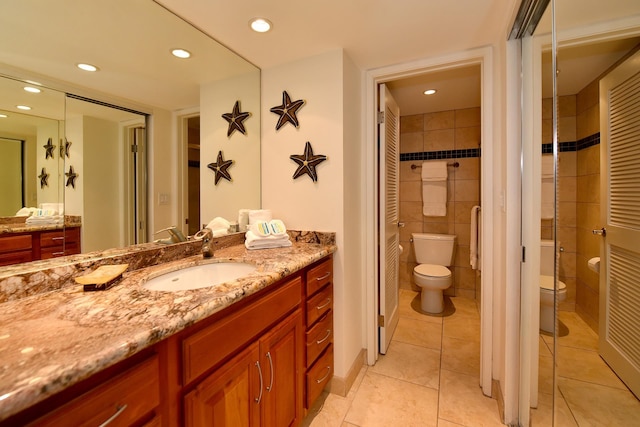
<box><xmin>411</xmin><ymin>161</ymin><xmax>459</xmax><ymax>170</ymax></box>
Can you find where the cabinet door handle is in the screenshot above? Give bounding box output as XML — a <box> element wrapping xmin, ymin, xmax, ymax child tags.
<box><xmin>315</xmin><ymin>366</ymin><xmax>331</xmax><ymax>384</ymax></box>
<box><xmin>52</xmin><ymin>251</ymin><xmax>64</xmax><ymax>256</ymax></box>
<box><xmin>98</xmin><ymin>404</ymin><xmax>127</xmax><ymax>427</ymax></box>
<box><xmin>315</xmin><ymin>272</ymin><xmax>331</xmax><ymax>281</ymax></box>
<box><xmin>51</xmin><ymin>236</ymin><xmax>64</xmax><ymax>241</ymax></box>
<box><xmin>316</xmin><ymin>329</ymin><xmax>331</xmax><ymax>345</ymax></box>
<box><xmin>266</xmin><ymin>351</ymin><xmax>274</xmax><ymax>392</ymax></box>
<box><xmin>254</xmin><ymin>361</ymin><xmax>263</xmax><ymax>403</ymax></box>
<box><xmin>316</xmin><ymin>298</ymin><xmax>331</xmax><ymax>311</ymax></box>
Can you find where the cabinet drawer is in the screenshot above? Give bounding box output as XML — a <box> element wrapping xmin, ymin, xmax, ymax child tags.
<box><xmin>30</xmin><ymin>355</ymin><xmax>160</xmax><ymax>427</ymax></box>
<box><xmin>306</xmin><ymin>283</ymin><xmax>332</xmax><ymax>328</ymax></box>
<box><xmin>306</xmin><ymin>344</ymin><xmax>333</xmax><ymax>408</ymax></box>
<box><xmin>40</xmin><ymin>230</ymin><xmax>65</xmax><ymax>248</ymax></box>
<box><xmin>306</xmin><ymin>258</ymin><xmax>332</xmax><ymax>297</ymax></box>
<box><xmin>306</xmin><ymin>311</ymin><xmax>333</xmax><ymax>367</ymax></box>
<box><xmin>0</xmin><ymin>234</ymin><xmax>32</xmax><ymax>253</ymax></box>
<box><xmin>183</xmin><ymin>276</ymin><xmax>301</xmax><ymax>385</ymax></box>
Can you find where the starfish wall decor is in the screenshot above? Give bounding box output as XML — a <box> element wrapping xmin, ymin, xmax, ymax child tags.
<box><xmin>65</xmin><ymin>165</ymin><xmax>78</xmax><ymax>189</ymax></box>
<box><xmin>207</xmin><ymin>150</ymin><xmax>234</xmax><ymax>185</ymax></box>
<box><xmin>43</xmin><ymin>137</ymin><xmax>56</xmax><ymax>159</ymax></box>
<box><xmin>290</xmin><ymin>141</ymin><xmax>327</xmax><ymax>182</ymax></box>
<box><xmin>38</xmin><ymin>168</ymin><xmax>49</xmax><ymax>189</ymax></box>
<box><xmin>221</xmin><ymin>100</ymin><xmax>251</xmax><ymax>137</ymax></box>
<box><xmin>270</xmin><ymin>90</ymin><xmax>305</xmax><ymax>130</ymax></box>
<box><xmin>59</xmin><ymin>138</ymin><xmax>72</xmax><ymax>158</ymax></box>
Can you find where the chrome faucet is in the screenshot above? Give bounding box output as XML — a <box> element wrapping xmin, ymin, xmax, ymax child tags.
<box><xmin>154</xmin><ymin>226</ymin><xmax>187</xmax><ymax>244</ymax></box>
<box><xmin>200</xmin><ymin>228</ymin><xmax>214</xmax><ymax>258</ymax></box>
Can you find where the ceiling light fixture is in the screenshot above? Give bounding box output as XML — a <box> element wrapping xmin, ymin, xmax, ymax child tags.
<box><xmin>17</xmin><ymin>105</ymin><xmax>31</xmax><ymax>110</ymax></box>
<box><xmin>77</xmin><ymin>63</ymin><xmax>98</xmax><ymax>72</ymax></box>
<box><xmin>250</xmin><ymin>18</ymin><xmax>272</xmax><ymax>33</ymax></box>
<box><xmin>24</xmin><ymin>86</ymin><xmax>41</xmax><ymax>94</ymax></box>
<box><xmin>423</xmin><ymin>89</ymin><xmax>437</xmax><ymax>95</ymax></box>
<box><xmin>171</xmin><ymin>48</ymin><xmax>191</xmax><ymax>59</ymax></box>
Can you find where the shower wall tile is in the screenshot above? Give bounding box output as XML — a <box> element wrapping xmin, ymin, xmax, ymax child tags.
<box><xmin>455</xmin><ymin>126</ymin><xmax>481</xmax><ymax>149</ymax></box>
<box><xmin>425</xmin><ymin>110</ymin><xmax>455</xmax><ymax>130</ymax></box>
<box><xmin>400</xmin><ymin>132</ymin><xmax>423</xmax><ymax>153</ymax></box>
<box><xmin>559</xmin><ymin>116</ymin><xmax>577</xmax><ymax>142</ymax></box>
<box><xmin>424</xmin><ymin>129</ymin><xmax>455</xmax><ymax>151</ymax></box>
<box><xmin>559</xmin><ymin>152</ymin><xmax>577</xmax><ymax>177</ymax></box>
<box><xmin>455</xmin><ymin>107</ymin><xmax>481</xmax><ymax>128</ymax></box>
<box><xmin>454</xmin><ymin>157</ymin><xmax>480</xmax><ymax>180</ymax></box>
<box><xmin>559</xmin><ymin>95</ymin><xmax>577</xmax><ymax>117</ymax></box>
<box><xmin>577</xmin><ymin>80</ymin><xmax>599</xmax><ymax>115</ymax></box>
<box><xmin>401</xmin><ymin>114</ymin><xmax>423</xmax><ymax>133</ymax></box>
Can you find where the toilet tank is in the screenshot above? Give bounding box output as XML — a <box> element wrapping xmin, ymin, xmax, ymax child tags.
<box><xmin>540</xmin><ymin>239</ymin><xmax>556</xmax><ymax>276</ymax></box>
<box><xmin>412</xmin><ymin>233</ymin><xmax>456</xmax><ymax>266</ymax></box>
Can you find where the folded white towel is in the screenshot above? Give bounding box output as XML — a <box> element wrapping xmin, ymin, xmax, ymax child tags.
<box><xmin>15</xmin><ymin>207</ymin><xmax>37</xmax><ymax>216</ymax></box>
<box><xmin>421</xmin><ymin>160</ymin><xmax>448</xmax><ymax>181</ymax></box>
<box><xmin>541</xmin><ymin>178</ymin><xmax>554</xmax><ymax>219</ymax></box>
<box><xmin>470</xmin><ymin>205</ymin><xmax>481</xmax><ymax>270</ymax></box>
<box><xmin>244</xmin><ymin>230</ymin><xmax>292</xmax><ymax>250</ymax></box>
<box><xmin>422</xmin><ymin>181</ymin><xmax>447</xmax><ymax>216</ymax></box>
<box><xmin>541</xmin><ymin>155</ymin><xmax>554</xmax><ymax>179</ymax></box>
<box><xmin>205</xmin><ymin>217</ymin><xmax>231</xmax><ymax>235</ymax></box>
<box><xmin>250</xmin><ymin>219</ymin><xmax>287</xmax><ymax>237</ymax></box>
<box><xmin>26</xmin><ymin>215</ymin><xmax>64</xmax><ymax>225</ymax></box>
<box><xmin>249</xmin><ymin>209</ymin><xmax>272</xmax><ymax>225</ymax></box>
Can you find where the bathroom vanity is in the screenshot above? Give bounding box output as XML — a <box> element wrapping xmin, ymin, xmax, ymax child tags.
<box><xmin>0</xmin><ymin>233</ymin><xmax>335</xmax><ymax>426</ymax></box>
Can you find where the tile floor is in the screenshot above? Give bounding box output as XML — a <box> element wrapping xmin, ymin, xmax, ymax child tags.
<box><xmin>302</xmin><ymin>289</ymin><xmax>504</xmax><ymax>427</ymax></box>
<box><xmin>532</xmin><ymin>311</ymin><xmax>640</xmax><ymax>426</ymax></box>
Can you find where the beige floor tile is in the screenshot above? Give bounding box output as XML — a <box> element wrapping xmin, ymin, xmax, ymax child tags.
<box><xmin>438</xmin><ymin>369</ymin><xmax>503</xmax><ymax>427</ymax></box>
<box><xmin>539</xmin><ymin>335</ymin><xmax>553</xmax><ymax>357</ymax></box>
<box><xmin>441</xmin><ymin>336</ymin><xmax>479</xmax><ymax>376</ymax></box>
<box><xmin>393</xmin><ymin>316</ymin><xmax>443</xmax><ymax>350</ymax></box>
<box><xmin>559</xmin><ymin>377</ymin><xmax>640</xmax><ymax>426</ymax></box>
<box><xmin>437</xmin><ymin>419</ymin><xmax>466</xmax><ymax>426</ymax></box>
<box><xmin>443</xmin><ymin>315</ymin><xmax>480</xmax><ymax>342</ymax></box>
<box><xmin>530</xmin><ymin>389</ymin><xmax>578</xmax><ymax>427</ymax></box>
<box><xmin>557</xmin><ymin>346</ymin><xmax>627</xmax><ymax>389</ymax></box>
<box><xmin>448</xmin><ymin>297</ymin><xmax>480</xmax><ymax>319</ymax></box>
<box><xmin>556</xmin><ymin>311</ymin><xmax>598</xmax><ymax>351</ymax></box>
<box><xmin>370</xmin><ymin>340</ymin><xmax>441</xmax><ymax>390</ymax></box>
<box><xmin>303</xmin><ymin>392</ymin><xmax>351</xmax><ymax>427</ymax></box>
<box><xmin>538</xmin><ymin>354</ymin><xmax>554</xmax><ymax>395</ymax></box>
<box><xmin>344</xmin><ymin>371</ymin><xmax>439</xmax><ymax>427</ymax></box>
<box><xmin>399</xmin><ymin>289</ymin><xmax>443</xmax><ymax>324</ymax></box>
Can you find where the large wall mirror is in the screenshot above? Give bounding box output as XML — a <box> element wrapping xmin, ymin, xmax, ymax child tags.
<box><xmin>518</xmin><ymin>0</ymin><xmax>640</xmax><ymax>425</ymax></box>
<box><xmin>0</xmin><ymin>0</ymin><xmax>261</xmax><ymax>268</ymax></box>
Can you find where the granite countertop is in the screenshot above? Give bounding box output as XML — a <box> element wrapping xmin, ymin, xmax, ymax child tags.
<box><xmin>0</xmin><ymin>240</ymin><xmax>336</xmax><ymax>421</ymax></box>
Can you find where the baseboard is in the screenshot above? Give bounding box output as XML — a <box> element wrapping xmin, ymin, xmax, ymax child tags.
<box><xmin>329</xmin><ymin>348</ymin><xmax>366</xmax><ymax>397</ymax></box>
<box><xmin>492</xmin><ymin>378</ymin><xmax>505</xmax><ymax>423</ymax></box>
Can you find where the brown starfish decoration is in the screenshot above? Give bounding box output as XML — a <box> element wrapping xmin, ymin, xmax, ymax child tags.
<box><xmin>270</xmin><ymin>90</ymin><xmax>305</xmax><ymax>130</ymax></box>
<box><xmin>222</xmin><ymin>100</ymin><xmax>251</xmax><ymax>137</ymax></box>
<box><xmin>290</xmin><ymin>141</ymin><xmax>327</xmax><ymax>182</ymax></box>
<box><xmin>207</xmin><ymin>151</ymin><xmax>234</xmax><ymax>185</ymax></box>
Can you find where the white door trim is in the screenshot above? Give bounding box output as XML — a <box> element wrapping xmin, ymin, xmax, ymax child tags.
<box><xmin>363</xmin><ymin>46</ymin><xmax>495</xmax><ymax>397</ymax></box>
<box><xmin>175</xmin><ymin>107</ymin><xmax>200</xmax><ymax>236</ymax></box>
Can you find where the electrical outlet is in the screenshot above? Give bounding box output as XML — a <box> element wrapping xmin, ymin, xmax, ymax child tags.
<box><xmin>158</xmin><ymin>193</ymin><xmax>170</xmax><ymax>205</ymax></box>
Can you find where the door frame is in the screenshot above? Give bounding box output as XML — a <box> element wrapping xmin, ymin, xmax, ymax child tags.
<box><xmin>176</xmin><ymin>107</ymin><xmax>200</xmax><ymax>237</ymax></box>
<box><xmin>364</xmin><ymin>46</ymin><xmax>495</xmax><ymax>396</ymax></box>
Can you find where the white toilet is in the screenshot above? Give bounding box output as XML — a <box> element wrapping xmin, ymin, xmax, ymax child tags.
<box><xmin>540</xmin><ymin>239</ymin><xmax>567</xmax><ymax>333</ymax></box>
<box><xmin>412</xmin><ymin>233</ymin><xmax>457</xmax><ymax>314</ymax></box>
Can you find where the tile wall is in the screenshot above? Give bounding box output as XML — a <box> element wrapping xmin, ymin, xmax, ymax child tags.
<box><xmin>398</xmin><ymin>107</ymin><xmax>481</xmax><ymax>299</ymax></box>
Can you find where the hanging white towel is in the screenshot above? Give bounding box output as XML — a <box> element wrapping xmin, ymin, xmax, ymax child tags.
<box><xmin>470</xmin><ymin>205</ymin><xmax>482</xmax><ymax>270</ymax></box>
<box><xmin>421</xmin><ymin>161</ymin><xmax>448</xmax><ymax>217</ymax></box>
<box><xmin>541</xmin><ymin>155</ymin><xmax>554</xmax><ymax>219</ymax></box>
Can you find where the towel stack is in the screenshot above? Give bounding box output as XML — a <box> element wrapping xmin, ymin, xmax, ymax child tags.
<box><xmin>245</xmin><ymin>210</ymin><xmax>291</xmax><ymax>250</ymax></box>
<box><xmin>25</xmin><ymin>209</ymin><xmax>64</xmax><ymax>226</ymax></box>
<box><xmin>421</xmin><ymin>161</ymin><xmax>448</xmax><ymax>217</ymax></box>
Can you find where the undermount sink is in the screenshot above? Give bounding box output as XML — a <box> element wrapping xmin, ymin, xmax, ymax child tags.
<box><xmin>143</xmin><ymin>262</ymin><xmax>256</xmax><ymax>292</ymax></box>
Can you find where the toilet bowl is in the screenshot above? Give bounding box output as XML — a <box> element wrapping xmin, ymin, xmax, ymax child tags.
<box><xmin>539</xmin><ymin>239</ymin><xmax>567</xmax><ymax>333</ymax></box>
<box><xmin>412</xmin><ymin>233</ymin><xmax>456</xmax><ymax>314</ymax></box>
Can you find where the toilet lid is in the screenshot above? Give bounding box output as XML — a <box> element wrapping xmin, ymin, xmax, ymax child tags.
<box><xmin>415</xmin><ymin>264</ymin><xmax>451</xmax><ymax>278</ymax></box>
<box><xmin>540</xmin><ymin>275</ymin><xmax>566</xmax><ymax>291</ymax></box>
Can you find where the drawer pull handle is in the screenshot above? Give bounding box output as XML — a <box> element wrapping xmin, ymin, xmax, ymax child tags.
<box><xmin>255</xmin><ymin>361</ymin><xmax>264</xmax><ymax>403</ymax></box>
<box><xmin>315</xmin><ymin>272</ymin><xmax>331</xmax><ymax>281</ymax></box>
<box><xmin>98</xmin><ymin>404</ymin><xmax>127</xmax><ymax>427</ymax></box>
<box><xmin>315</xmin><ymin>366</ymin><xmax>331</xmax><ymax>384</ymax></box>
<box><xmin>266</xmin><ymin>351</ymin><xmax>274</xmax><ymax>392</ymax></box>
<box><xmin>51</xmin><ymin>237</ymin><xmax>64</xmax><ymax>241</ymax></box>
<box><xmin>316</xmin><ymin>298</ymin><xmax>331</xmax><ymax>311</ymax></box>
<box><xmin>52</xmin><ymin>251</ymin><xmax>64</xmax><ymax>256</ymax></box>
<box><xmin>316</xmin><ymin>329</ymin><xmax>331</xmax><ymax>345</ymax></box>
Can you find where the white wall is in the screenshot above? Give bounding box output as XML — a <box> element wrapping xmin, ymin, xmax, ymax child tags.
<box><xmin>200</xmin><ymin>71</ymin><xmax>261</xmax><ymax>225</ymax></box>
<box><xmin>262</xmin><ymin>49</ymin><xmax>364</xmax><ymax>378</ymax></box>
<box><xmin>36</xmin><ymin>121</ymin><xmax>61</xmax><ymax>206</ymax></box>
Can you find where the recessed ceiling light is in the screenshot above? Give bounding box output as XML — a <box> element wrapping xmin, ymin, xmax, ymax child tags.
<box><xmin>77</xmin><ymin>63</ymin><xmax>98</xmax><ymax>72</ymax></box>
<box><xmin>171</xmin><ymin>48</ymin><xmax>191</xmax><ymax>59</ymax></box>
<box><xmin>250</xmin><ymin>18</ymin><xmax>272</xmax><ymax>33</ymax></box>
<box><xmin>0</xmin><ymin>114</ymin><xmax>7</xmax><ymax>118</ymax></box>
<box><xmin>423</xmin><ymin>89</ymin><xmax>437</xmax><ymax>95</ymax></box>
<box><xmin>24</xmin><ymin>86</ymin><xmax>41</xmax><ymax>94</ymax></box>
<box><xmin>17</xmin><ymin>105</ymin><xmax>31</xmax><ymax>110</ymax></box>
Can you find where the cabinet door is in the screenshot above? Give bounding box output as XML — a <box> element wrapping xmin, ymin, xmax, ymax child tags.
<box><xmin>184</xmin><ymin>342</ymin><xmax>261</xmax><ymax>427</ymax></box>
<box><xmin>260</xmin><ymin>310</ymin><xmax>303</xmax><ymax>427</ymax></box>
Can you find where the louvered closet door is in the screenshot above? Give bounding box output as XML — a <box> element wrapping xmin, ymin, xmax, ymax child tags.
<box><xmin>378</xmin><ymin>83</ymin><xmax>400</xmax><ymax>354</ymax></box>
<box><xmin>599</xmin><ymin>50</ymin><xmax>640</xmax><ymax>398</ymax></box>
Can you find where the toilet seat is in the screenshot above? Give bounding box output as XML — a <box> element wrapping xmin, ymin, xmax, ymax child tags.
<box><xmin>540</xmin><ymin>275</ymin><xmax>566</xmax><ymax>291</ymax></box>
<box><xmin>415</xmin><ymin>264</ymin><xmax>451</xmax><ymax>278</ymax></box>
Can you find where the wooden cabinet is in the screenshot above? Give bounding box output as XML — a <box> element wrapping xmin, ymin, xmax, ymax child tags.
<box><xmin>185</xmin><ymin>310</ymin><xmax>303</xmax><ymax>427</ymax></box>
<box><xmin>28</xmin><ymin>355</ymin><xmax>160</xmax><ymax>427</ymax></box>
<box><xmin>0</xmin><ymin>226</ymin><xmax>81</xmax><ymax>266</ymax></box>
<box><xmin>303</xmin><ymin>257</ymin><xmax>334</xmax><ymax>411</ymax></box>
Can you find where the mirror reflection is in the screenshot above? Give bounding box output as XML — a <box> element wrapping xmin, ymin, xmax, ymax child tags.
<box><xmin>0</xmin><ymin>0</ymin><xmax>261</xmax><ymax>268</ymax></box>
